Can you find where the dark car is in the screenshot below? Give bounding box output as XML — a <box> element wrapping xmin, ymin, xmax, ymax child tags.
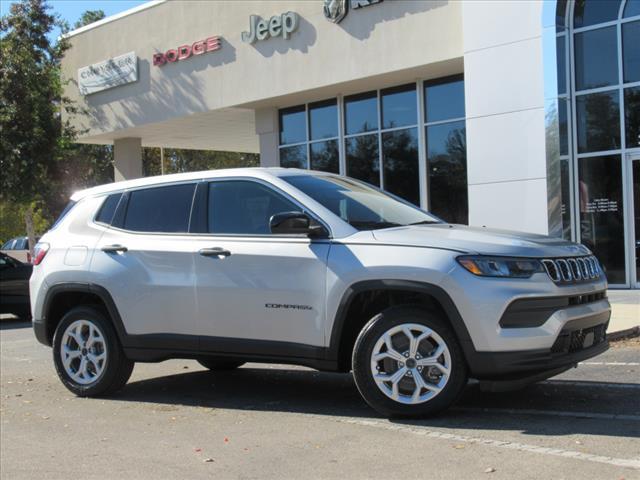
<box><xmin>0</xmin><ymin>252</ymin><xmax>32</xmax><ymax>319</ymax></box>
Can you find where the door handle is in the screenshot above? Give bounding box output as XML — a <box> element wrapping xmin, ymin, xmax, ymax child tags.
<box><xmin>101</xmin><ymin>244</ymin><xmax>128</xmax><ymax>253</ymax></box>
<box><xmin>199</xmin><ymin>247</ymin><xmax>231</xmax><ymax>258</ymax></box>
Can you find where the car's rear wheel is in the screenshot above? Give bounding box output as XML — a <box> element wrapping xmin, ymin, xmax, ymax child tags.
<box><xmin>352</xmin><ymin>305</ymin><xmax>467</xmax><ymax>417</ymax></box>
<box><xmin>53</xmin><ymin>306</ymin><xmax>133</xmax><ymax>396</ymax></box>
<box><xmin>198</xmin><ymin>358</ymin><xmax>245</xmax><ymax>371</ymax></box>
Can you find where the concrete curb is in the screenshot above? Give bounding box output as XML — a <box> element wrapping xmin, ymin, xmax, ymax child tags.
<box><xmin>608</xmin><ymin>326</ymin><xmax>640</xmax><ymax>342</ymax></box>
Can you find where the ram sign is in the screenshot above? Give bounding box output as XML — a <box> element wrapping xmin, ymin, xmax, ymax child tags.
<box><xmin>78</xmin><ymin>51</ymin><xmax>138</xmax><ymax>96</ymax></box>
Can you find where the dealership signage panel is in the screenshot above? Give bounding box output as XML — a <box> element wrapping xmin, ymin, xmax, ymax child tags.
<box><xmin>153</xmin><ymin>36</ymin><xmax>221</xmax><ymax>67</ymax></box>
<box><xmin>78</xmin><ymin>51</ymin><xmax>138</xmax><ymax>95</ymax></box>
<box><xmin>242</xmin><ymin>11</ymin><xmax>299</xmax><ymax>44</ymax></box>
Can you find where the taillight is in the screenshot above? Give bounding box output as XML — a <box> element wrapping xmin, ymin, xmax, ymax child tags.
<box><xmin>27</xmin><ymin>252</ymin><xmax>32</xmax><ymax>264</ymax></box>
<box><xmin>33</xmin><ymin>242</ymin><xmax>50</xmax><ymax>266</ymax></box>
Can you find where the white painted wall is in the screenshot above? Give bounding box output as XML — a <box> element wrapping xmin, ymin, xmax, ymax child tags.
<box><xmin>462</xmin><ymin>0</ymin><xmax>549</xmax><ymax>234</ymax></box>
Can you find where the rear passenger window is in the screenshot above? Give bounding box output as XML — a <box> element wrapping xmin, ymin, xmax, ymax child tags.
<box><xmin>95</xmin><ymin>194</ymin><xmax>122</xmax><ymax>225</ymax></box>
<box><xmin>208</xmin><ymin>181</ymin><xmax>298</xmax><ymax>235</ymax></box>
<box><xmin>124</xmin><ymin>184</ymin><xmax>196</xmax><ymax>233</ymax></box>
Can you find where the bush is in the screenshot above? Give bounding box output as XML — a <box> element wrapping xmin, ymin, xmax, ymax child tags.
<box><xmin>0</xmin><ymin>201</ymin><xmax>51</xmax><ymax>244</ymax></box>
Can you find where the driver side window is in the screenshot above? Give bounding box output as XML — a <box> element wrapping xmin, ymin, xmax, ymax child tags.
<box><xmin>207</xmin><ymin>181</ymin><xmax>299</xmax><ymax>235</ymax></box>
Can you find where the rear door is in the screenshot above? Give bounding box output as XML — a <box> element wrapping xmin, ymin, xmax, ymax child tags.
<box><xmin>92</xmin><ymin>182</ymin><xmax>200</xmax><ymax>345</ymax></box>
<box><xmin>192</xmin><ymin>179</ymin><xmax>331</xmax><ymax>349</ymax></box>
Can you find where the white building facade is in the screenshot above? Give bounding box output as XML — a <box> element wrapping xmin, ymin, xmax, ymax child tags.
<box><xmin>61</xmin><ymin>0</ymin><xmax>640</xmax><ymax>288</ymax></box>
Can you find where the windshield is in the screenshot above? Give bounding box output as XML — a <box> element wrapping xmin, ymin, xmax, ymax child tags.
<box><xmin>282</xmin><ymin>174</ymin><xmax>441</xmax><ymax>230</ymax></box>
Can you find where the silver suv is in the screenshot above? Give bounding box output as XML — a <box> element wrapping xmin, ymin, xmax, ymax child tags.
<box><xmin>30</xmin><ymin>169</ymin><xmax>611</xmax><ymax>417</ymax></box>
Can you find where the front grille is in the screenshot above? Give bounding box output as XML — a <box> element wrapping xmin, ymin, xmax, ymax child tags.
<box><xmin>542</xmin><ymin>256</ymin><xmax>602</xmax><ymax>284</ymax></box>
<box><xmin>550</xmin><ymin>322</ymin><xmax>608</xmax><ymax>354</ymax></box>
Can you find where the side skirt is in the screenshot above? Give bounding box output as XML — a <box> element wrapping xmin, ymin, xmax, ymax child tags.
<box><xmin>122</xmin><ymin>334</ymin><xmax>339</xmax><ymax>372</ymax></box>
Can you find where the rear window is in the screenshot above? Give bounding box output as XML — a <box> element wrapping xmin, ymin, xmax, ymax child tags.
<box><xmin>50</xmin><ymin>201</ymin><xmax>77</xmax><ymax>230</ymax></box>
<box><xmin>95</xmin><ymin>193</ymin><xmax>123</xmax><ymax>225</ymax></box>
<box><xmin>123</xmin><ymin>183</ymin><xmax>196</xmax><ymax>233</ymax></box>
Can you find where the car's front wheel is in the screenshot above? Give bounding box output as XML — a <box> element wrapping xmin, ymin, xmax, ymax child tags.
<box><xmin>352</xmin><ymin>306</ymin><xmax>467</xmax><ymax>417</ymax></box>
<box><xmin>53</xmin><ymin>306</ymin><xmax>134</xmax><ymax>396</ymax></box>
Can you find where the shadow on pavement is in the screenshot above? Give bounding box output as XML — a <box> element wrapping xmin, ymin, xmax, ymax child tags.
<box><xmin>0</xmin><ymin>319</ymin><xmax>32</xmax><ymax>330</ymax></box>
<box><xmin>116</xmin><ymin>366</ymin><xmax>639</xmax><ymax>439</ymax></box>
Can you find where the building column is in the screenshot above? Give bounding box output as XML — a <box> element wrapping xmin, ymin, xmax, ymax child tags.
<box><xmin>255</xmin><ymin>108</ymin><xmax>279</xmax><ymax>167</ymax></box>
<box><xmin>462</xmin><ymin>1</ymin><xmax>549</xmax><ymax>235</ymax></box>
<box><xmin>113</xmin><ymin>137</ymin><xmax>142</xmax><ymax>181</ymax></box>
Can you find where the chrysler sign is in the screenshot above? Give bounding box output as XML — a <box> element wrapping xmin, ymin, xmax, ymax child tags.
<box><xmin>78</xmin><ymin>52</ymin><xmax>138</xmax><ymax>96</ymax></box>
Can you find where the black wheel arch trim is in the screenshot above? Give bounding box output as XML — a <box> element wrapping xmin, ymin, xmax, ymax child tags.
<box><xmin>327</xmin><ymin>279</ymin><xmax>475</xmax><ymax>363</ymax></box>
<box><xmin>38</xmin><ymin>282</ymin><xmax>130</xmax><ymax>347</ymax></box>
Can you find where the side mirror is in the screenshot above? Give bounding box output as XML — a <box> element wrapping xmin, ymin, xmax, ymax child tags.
<box><xmin>269</xmin><ymin>211</ymin><xmax>328</xmax><ymax>237</ymax></box>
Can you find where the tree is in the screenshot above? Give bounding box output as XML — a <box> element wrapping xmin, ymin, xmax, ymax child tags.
<box><xmin>0</xmin><ymin>0</ymin><xmax>73</xmax><ymax>254</ymax></box>
<box><xmin>74</xmin><ymin>9</ymin><xmax>104</xmax><ymax>29</ymax></box>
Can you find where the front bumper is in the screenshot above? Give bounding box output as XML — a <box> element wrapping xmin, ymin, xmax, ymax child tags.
<box><xmin>467</xmin><ymin>310</ymin><xmax>610</xmax><ymax>379</ymax></box>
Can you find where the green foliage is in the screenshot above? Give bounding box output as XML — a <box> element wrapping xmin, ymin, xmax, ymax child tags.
<box><xmin>0</xmin><ymin>0</ymin><xmax>74</xmax><ymax>209</ymax></box>
<box><xmin>0</xmin><ymin>200</ymin><xmax>51</xmax><ymax>242</ymax></box>
<box><xmin>74</xmin><ymin>9</ymin><xmax>105</xmax><ymax>29</ymax></box>
<box><xmin>143</xmin><ymin>148</ymin><xmax>259</xmax><ymax>176</ymax></box>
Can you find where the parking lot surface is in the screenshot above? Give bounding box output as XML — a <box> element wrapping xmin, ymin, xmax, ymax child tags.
<box><xmin>1</xmin><ymin>320</ymin><xmax>638</xmax><ymax>479</ymax></box>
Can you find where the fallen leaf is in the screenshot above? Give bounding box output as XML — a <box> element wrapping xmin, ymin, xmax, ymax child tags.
<box><xmin>484</xmin><ymin>468</ymin><xmax>496</xmax><ymax>474</ymax></box>
<box><xmin>194</xmin><ymin>448</ymin><xmax>202</xmax><ymax>453</ymax></box>
<box><xmin>203</xmin><ymin>458</ymin><xmax>214</xmax><ymax>463</ymax></box>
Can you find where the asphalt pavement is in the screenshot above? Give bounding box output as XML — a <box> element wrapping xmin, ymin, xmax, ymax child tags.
<box><xmin>1</xmin><ymin>320</ymin><xmax>638</xmax><ymax>480</ymax></box>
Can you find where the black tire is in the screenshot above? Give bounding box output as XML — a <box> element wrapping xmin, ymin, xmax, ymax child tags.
<box><xmin>197</xmin><ymin>358</ymin><xmax>245</xmax><ymax>371</ymax></box>
<box><xmin>53</xmin><ymin>306</ymin><xmax>134</xmax><ymax>397</ymax></box>
<box><xmin>352</xmin><ymin>305</ymin><xmax>468</xmax><ymax>418</ymax></box>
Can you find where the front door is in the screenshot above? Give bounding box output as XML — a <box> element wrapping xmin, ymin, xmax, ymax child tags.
<box><xmin>193</xmin><ymin>179</ymin><xmax>330</xmax><ymax>350</ymax></box>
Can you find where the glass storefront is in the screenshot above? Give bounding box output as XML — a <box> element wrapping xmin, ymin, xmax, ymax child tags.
<box><xmin>278</xmin><ymin>76</ymin><xmax>468</xmax><ymax>223</ymax></box>
<box><xmin>555</xmin><ymin>0</ymin><xmax>640</xmax><ymax>286</ymax></box>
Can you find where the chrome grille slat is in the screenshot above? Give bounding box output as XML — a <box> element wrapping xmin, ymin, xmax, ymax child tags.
<box><xmin>541</xmin><ymin>256</ymin><xmax>601</xmax><ymax>284</ymax></box>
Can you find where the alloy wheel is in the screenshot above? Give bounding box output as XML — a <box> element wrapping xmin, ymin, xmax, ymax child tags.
<box><xmin>370</xmin><ymin>323</ymin><xmax>451</xmax><ymax>404</ymax></box>
<box><xmin>60</xmin><ymin>319</ymin><xmax>108</xmax><ymax>385</ymax></box>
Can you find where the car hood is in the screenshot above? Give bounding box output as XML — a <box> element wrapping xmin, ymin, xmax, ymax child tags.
<box><xmin>370</xmin><ymin>224</ymin><xmax>590</xmax><ymax>258</ymax></box>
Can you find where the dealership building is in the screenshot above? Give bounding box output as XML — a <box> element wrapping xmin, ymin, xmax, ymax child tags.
<box><xmin>61</xmin><ymin>0</ymin><xmax>640</xmax><ymax>288</ymax></box>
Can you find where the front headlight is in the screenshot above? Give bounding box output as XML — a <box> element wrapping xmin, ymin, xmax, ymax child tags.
<box><xmin>457</xmin><ymin>256</ymin><xmax>544</xmax><ymax>278</ymax></box>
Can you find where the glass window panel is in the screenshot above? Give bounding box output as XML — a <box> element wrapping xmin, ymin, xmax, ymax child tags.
<box><xmin>282</xmin><ymin>175</ymin><xmax>439</xmax><ymax>230</ymax></box>
<box><xmin>578</xmin><ymin>155</ymin><xmax>626</xmax><ymax>284</ymax></box>
<box><xmin>557</xmin><ymin>35</ymin><xmax>567</xmax><ymax>95</ymax></box>
<box><xmin>560</xmin><ymin>158</ymin><xmax>572</xmax><ymax>240</ymax></box>
<box><xmin>576</xmin><ymin>91</ymin><xmax>621</xmax><ymax>153</ymax></box>
<box><xmin>279</xmin><ymin>106</ymin><xmax>306</xmax><ymax>145</ymax></box>
<box><xmin>559</xmin><ymin>99</ymin><xmax>569</xmax><ymax>156</ymax></box>
<box><xmin>346</xmin><ymin>134</ymin><xmax>380</xmax><ymax>186</ymax></box>
<box><xmin>124</xmin><ymin>184</ymin><xmax>195</xmax><ymax>233</ymax></box>
<box><xmin>623</xmin><ymin>21</ymin><xmax>640</xmax><ymax>82</ymax></box>
<box><xmin>382</xmin><ymin>128</ymin><xmax>420</xmax><ymax>206</ymax></box>
<box><xmin>624</xmin><ymin>0</ymin><xmax>640</xmax><ymax>17</ymax></box>
<box><xmin>280</xmin><ymin>145</ymin><xmax>308</xmax><ymax>169</ymax></box>
<box><xmin>424</xmin><ymin>77</ymin><xmax>465</xmax><ymax>123</ymax></box>
<box><xmin>381</xmin><ymin>84</ymin><xmax>417</xmax><ymax>129</ymax></box>
<box><xmin>573</xmin><ymin>0</ymin><xmax>621</xmax><ymax>28</ymax></box>
<box><xmin>309</xmin><ymin>99</ymin><xmax>338</xmax><ymax>140</ymax></box>
<box><xmin>625</xmin><ymin>86</ymin><xmax>640</xmax><ymax>148</ymax></box>
<box><xmin>426</xmin><ymin>121</ymin><xmax>468</xmax><ymax>224</ymax></box>
<box><xmin>95</xmin><ymin>194</ymin><xmax>122</xmax><ymax>225</ymax></box>
<box><xmin>344</xmin><ymin>91</ymin><xmax>378</xmax><ymax>135</ymax></box>
<box><xmin>310</xmin><ymin>140</ymin><xmax>339</xmax><ymax>173</ymax></box>
<box><xmin>556</xmin><ymin>0</ymin><xmax>568</xmax><ymax>31</ymax></box>
<box><xmin>208</xmin><ymin>181</ymin><xmax>298</xmax><ymax>235</ymax></box>
<box><xmin>574</xmin><ymin>26</ymin><xmax>618</xmax><ymax>91</ymax></box>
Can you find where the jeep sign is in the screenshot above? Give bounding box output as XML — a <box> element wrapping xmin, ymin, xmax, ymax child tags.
<box><xmin>241</xmin><ymin>12</ymin><xmax>299</xmax><ymax>44</ymax></box>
